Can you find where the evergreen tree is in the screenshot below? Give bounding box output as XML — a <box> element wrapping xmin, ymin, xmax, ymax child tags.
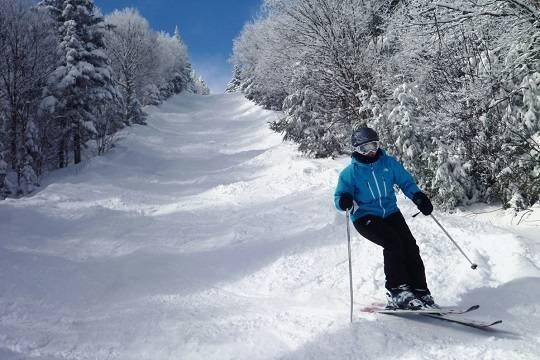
<box><xmin>43</xmin><ymin>0</ymin><xmax>115</xmax><ymax>165</ymax></box>
<box><xmin>226</xmin><ymin>65</ymin><xmax>242</xmax><ymax>93</ymax></box>
<box><xmin>191</xmin><ymin>72</ymin><xmax>211</xmax><ymax>95</ymax></box>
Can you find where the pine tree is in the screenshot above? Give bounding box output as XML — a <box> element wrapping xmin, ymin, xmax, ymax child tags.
<box><xmin>43</xmin><ymin>0</ymin><xmax>115</xmax><ymax>165</ymax></box>
<box><xmin>226</xmin><ymin>65</ymin><xmax>242</xmax><ymax>93</ymax></box>
<box><xmin>191</xmin><ymin>73</ymin><xmax>210</xmax><ymax>95</ymax></box>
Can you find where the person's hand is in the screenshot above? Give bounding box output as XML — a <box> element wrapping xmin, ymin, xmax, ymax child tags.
<box><xmin>412</xmin><ymin>192</ymin><xmax>433</xmax><ymax>215</ymax></box>
<box><xmin>339</xmin><ymin>193</ymin><xmax>354</xmax><ymax>211</ymax></box>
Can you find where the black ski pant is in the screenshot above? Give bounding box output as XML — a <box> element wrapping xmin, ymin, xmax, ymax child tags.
<box><xmin>353</xmin><ymin>211</ymin><xmax>429</xmax><ymax>292</ymax></box>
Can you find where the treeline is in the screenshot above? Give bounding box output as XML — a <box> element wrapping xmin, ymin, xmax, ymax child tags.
<box><xmin>0</xmin><ymin>0</ymin><xmax>209</xmax><ymax>198</ymax></box>
<box><xmin>229</xmin><ymin>0</ymin><xmax>540</xmax><ymax>210</ymax></box>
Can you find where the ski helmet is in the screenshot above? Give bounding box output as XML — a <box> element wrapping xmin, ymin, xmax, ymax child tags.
<box><xmin>351</xmin><ymin>127</ymin><xmax>379</xmax><ymax>147</ymax></box>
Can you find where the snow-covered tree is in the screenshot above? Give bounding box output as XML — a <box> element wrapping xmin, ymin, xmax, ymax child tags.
<box><xmin>191</xmin><ymin>72</ymin><xmax>210</xmax><ymax>95</ymax></box>
<box><xmin>162</xmin><ymin>29</ymin><xmax>208</xmax><ymax>96</ymax></box>
<box><xmin>226</xmin><ymin>65</ymin><xmax>242</xmax><ymax>93</ymax></box>
<box><xmin>103</xmin><ymin>10</ymin><xmax>208</xmax><ymax>124</ymax></box>
<box><xmin>0</xmin><ymin>0</ymin><xmax>57</xmax><ymax>194</ymax></box>
<box><xmin>155</xmin><ymin>29</ymin><xmax>195</xmax><ymax>98</ymax></box>
<box><xmin>385</xmin><ymin>84</ymin><xmax>429</xmax><ymax>185</ymax></box>
<box><xmin>233</xmin><ymin>0</ymin><xmax>401</xmax><ymax>155</ymax></box>
<box><xmin>103</xmin><ymin>8</ymin><xmax>156</xmax><ymax>125</ymax></box>
<box><xmin>42</xmin><ymin>0</ymin><xmax>116</xmax><ymax>165</ymax></box>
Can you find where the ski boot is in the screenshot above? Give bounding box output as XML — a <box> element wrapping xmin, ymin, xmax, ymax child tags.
<box><xmin>414</xmin><ymin>288</ymin><xmax>439</xmax><ymax>309</ymax></box>
<box><xmin>385</xmin><ymin>284</ymin><xmax>424</xmax><ymax>310</ymax></box>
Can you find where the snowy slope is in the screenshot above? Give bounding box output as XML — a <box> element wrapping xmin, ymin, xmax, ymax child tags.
<box><xmin>1</xmin><ymin>93</ymin><xmax>539</xmax><ymax>360</ymax></box>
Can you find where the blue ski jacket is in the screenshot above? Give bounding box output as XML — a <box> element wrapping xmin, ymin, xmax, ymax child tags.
<box><xmin>334</xmin><ymin>150</ymin><xmax>421</xmax><ymax>222</ymax></box>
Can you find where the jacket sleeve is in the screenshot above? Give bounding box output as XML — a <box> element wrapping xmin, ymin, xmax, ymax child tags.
<box><xmin>334</xmin><ymin>166</ymin><xmax>354</xmax><ymax>211</ymax></box>
<box><xmin>389</xmin><ymin>157</ymin><xmax>421</xmax><ymax>200</ymax></box>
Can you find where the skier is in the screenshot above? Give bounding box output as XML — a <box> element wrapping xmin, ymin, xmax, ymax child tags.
<box><xmin>334</xmin><ymin>127</ymin><xmax>436</xmax><ymax>310</ymax></box>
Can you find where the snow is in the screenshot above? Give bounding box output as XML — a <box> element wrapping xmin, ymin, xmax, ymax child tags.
<box><xmin>1</xmin><ymin>93</ymin><xmax>540</xmax><ymax>359</ymax></box>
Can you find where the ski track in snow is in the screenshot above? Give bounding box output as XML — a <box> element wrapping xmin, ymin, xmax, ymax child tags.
<box><xmin>0</xmin><ymin>93</ymin><xmax>539</xmax><ymax>360</ymax></box>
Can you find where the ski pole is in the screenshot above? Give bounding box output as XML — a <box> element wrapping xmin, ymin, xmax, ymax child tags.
<box><xmin>345</xmin><ymin>208</ymin><xmax>354</xmax><ymax>323</ymax></box>
<box><xmin>429</xmin><ymin>214</ymin><xmax>478</xmax><ymax>269</ymax></box>
<box><xmin>414</xmin><ymin>211</ymin><xmax>478</xmax><ymax>270</ymax></box>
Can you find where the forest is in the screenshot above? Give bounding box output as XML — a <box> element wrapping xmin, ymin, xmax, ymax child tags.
<box><xmin>230</xmin><ymin>0</ymin><xmax>540</xmax><ymax>210</ymax></box>
<box><xmin>0</xmin><ymin>0</ymin><xmax>209</xmax><ymax>198</ymax></box>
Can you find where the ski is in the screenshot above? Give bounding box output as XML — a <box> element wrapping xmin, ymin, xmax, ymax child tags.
<box><xmin>363</xmin><ymin>304</ymin><xmax>479</xmax><ymax>315</ymax></box>
<box><xmin>421</xmin><ymin>313</ymin><xmax>503</xmax><ymax>329</ymax></box>
<box><xmin>365</xmin><ymin>304</ymin><xmax>503</xmax><ymax>330</ymax></box>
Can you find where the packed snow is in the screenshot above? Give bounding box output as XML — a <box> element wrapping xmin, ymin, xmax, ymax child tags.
<box><xmin>1</xmin><ymin>93</ymin><xmax>539</xmax><ymax>359</ymax></box>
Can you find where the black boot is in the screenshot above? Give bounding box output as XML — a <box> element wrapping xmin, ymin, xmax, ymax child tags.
<box><xmin>414</xmin><ymin>288</ymin><xmax>438</xmax><ymax>308</ymax></box>
<box><xmin>386</xmin><ymin>284</ymin><xmax>424</xmax><ymax>310</ymax></box>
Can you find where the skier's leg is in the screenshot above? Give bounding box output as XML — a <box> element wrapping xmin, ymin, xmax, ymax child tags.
<box><xmin>385</xmin><ymin>212</ymin><xmax>429</xmax><ymax>291</ymax></box>
<box><xmin>353</xmin><ymin>215</ymin><xmax>411</xmax><ymax>290</ymax></box>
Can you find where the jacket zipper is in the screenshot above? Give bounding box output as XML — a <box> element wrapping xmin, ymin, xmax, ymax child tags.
<box><xmin>383</xmin><ymin>176</ymin><xmax>388</xmax><ymax>197</ymax></box>
<box><xmin>367</xmin><ymin>182</ymin><xmax>376</xmax><ymax>200</ymax></box>
<box><xmin>371</xmin><ymin>168</ymin><xmax>386</xmax><ymax>217</ymax></box>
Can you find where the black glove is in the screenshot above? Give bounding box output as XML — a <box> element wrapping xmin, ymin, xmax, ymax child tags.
<box><xmin>338</xmin><ymin>193</ymin><xmax>354</xmax><ymax>211</ymax></box>
<box><xmin>412</xmin><ymin>192</ymin><xmax>433</xmax><ymax>215</ymax></box>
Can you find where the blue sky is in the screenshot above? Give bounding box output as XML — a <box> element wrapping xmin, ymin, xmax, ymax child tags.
<box><xmin>94</xmin><ymin>0</ymin><xmax>262</xmax><ymax>93</ymax></box>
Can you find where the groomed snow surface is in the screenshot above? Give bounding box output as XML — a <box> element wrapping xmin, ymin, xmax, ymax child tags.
<box><xmin>1</xmin><ymin>93</ymin><xmax>540</xmax><ymax>360</ymax></box>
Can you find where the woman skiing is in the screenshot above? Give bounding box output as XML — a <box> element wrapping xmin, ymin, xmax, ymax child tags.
<box><xmin>334</xmin><ymin>127</ymin><xmax>436</xmax><ymax>310</ymax></box>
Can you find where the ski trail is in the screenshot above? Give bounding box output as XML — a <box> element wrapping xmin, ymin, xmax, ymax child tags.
<box><xmin>0</xmin><ymin>93</ymin><xmax>539</xmax><ymax>359</ymax></box>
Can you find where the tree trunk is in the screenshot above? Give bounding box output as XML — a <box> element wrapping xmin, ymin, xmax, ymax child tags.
<box><xmin>10</xmin><ymin>109</ymin><xmax>18</xmax><ymax>171</ymax></box>
<box><xmin>74</xmin><ymin>121</ymin><xmax>81</xmax><ymax>164</ymax></box>
<box><xmin>125</xmin><ymin>75</ymin><xmax>135</xmax><ymax>125</ymax></box>
<box><xmin>58</xmin><ymin>137</ymin><xmax>65</xmax><ymax>168</ymax></box>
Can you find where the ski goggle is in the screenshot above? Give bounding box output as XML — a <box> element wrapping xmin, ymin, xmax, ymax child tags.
<box><xmin>355</xmin><ymin>141</ymin><xmax>379</xmax><ymax>154</ymax></box>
